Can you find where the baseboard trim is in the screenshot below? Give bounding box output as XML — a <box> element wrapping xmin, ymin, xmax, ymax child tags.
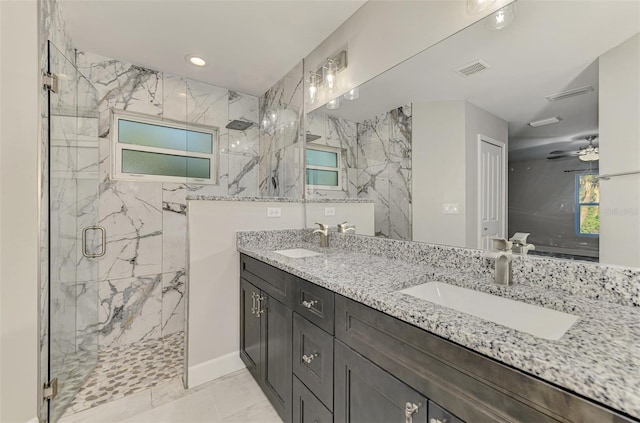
<box><xmin>187</xmin><ymin>351</ymin><xmax>246</xmax><ymax>388</ymax></box>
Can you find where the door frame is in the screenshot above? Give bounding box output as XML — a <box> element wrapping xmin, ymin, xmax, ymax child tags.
<box><xmin>476</xmin><ymin>134</ymin><xmax>507</xmax><ymax>249</ymax></box>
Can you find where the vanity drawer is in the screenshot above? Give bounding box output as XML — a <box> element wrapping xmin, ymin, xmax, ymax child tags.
<box><xmin>293</xmin><ymin>313</ymin><xmax>334</xmax><ymax>410</ymax></box>
<box><xmin>293</xmin><ymin>376</ymin><xmax>333</xmax><ymax>423</ymax></box>
<box><xmin>240</xmin><ymin>254</ymin><xmax>294</xmax><ymax>307</ymax></box>
<box><xmin>293</xmin><ymin>277</ymin><xmax>334</xmax><ymax>334</ymax></box>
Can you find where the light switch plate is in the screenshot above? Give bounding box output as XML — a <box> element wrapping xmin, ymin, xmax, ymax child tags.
<box><xmin>325</xmin><ymin>207</ymin><xmax>336</xmax><ymax>216</ymax></box>
<box><xmin>442</xmin><ymin>203</ymin><xmax>459</xmax><ymax>214</ymax></box>
<box><xmin>267</xmin><ymin>207</ymin><xmax>281</xmax><ymax>217</ymax></box>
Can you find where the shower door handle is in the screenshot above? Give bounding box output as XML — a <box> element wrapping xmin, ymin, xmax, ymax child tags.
<box><xmin>82</xmin><ymin>226</ymin><xmax>106</xmax><ymax>258</ymax></box>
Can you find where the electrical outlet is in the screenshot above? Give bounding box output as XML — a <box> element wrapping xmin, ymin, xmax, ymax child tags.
<box><xmin>267</xmin><ymin>207</ymin><xmax>281</xmax><ymax>218</ymax></box>
<box><xmin>442</xmin><ymin>203</ymin><xmax>459</xmax><ymax>214</ymax></box>
<box><xmin>325</xmin><ymin>207</ymin><xmax>336</xmax><ymax>216</ymax></box>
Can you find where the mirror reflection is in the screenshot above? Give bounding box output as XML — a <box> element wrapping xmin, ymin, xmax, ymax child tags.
<box><xmin>304</xmin><ymin>0</ymin><xmax>640</xmax><ymax>267</ymax></box>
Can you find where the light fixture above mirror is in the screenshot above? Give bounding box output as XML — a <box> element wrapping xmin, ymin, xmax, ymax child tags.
<box><xmin>467</xmin><ymin>0</ymin><xmax>497</xmax><ymax>15</ymax></box>
<box><xmin>306</xmin><ymin>50</ymin><xmax>348</xmax><ymax>104</ymax></box>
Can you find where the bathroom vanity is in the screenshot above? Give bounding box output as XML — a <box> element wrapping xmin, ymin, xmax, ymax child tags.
<box><xmin>237</xmin><ymin>231</ymin><xmax>640</xmax><ymax>423</ymax></box>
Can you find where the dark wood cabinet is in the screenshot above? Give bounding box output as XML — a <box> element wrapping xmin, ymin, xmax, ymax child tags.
<box><xmin>261</xmin><ymin>293</ymin><xmax>293</xmax><ymax>422</ymax></box>
<box><xmin>239</xmin><ymin>274</ymin><xmax>292</xmax><ymax>423</ymax></box>
<box><xmin>293</xmin><ymin>376</ymin><xmax>333</xmax><ymax>423</ymax></box>
<box><xmin>334</xmin><ymin>340</ymin><xmax>428</xmax><ymax>423</ymax></box>
<box><xmin>240</xmin><ymin>254</ymin><xmax>632</xmax><ymax>423</ymax></box>
<box><xmin>239</xmin><ymin>278</ymin><xmax>261</xmax><ymax>380</ymax></box>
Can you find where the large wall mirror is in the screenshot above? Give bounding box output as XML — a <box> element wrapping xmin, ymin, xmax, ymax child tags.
<box><xmin>304</xmin><ymin>0</ymin><xmax>640</xmax><ymax>267</ymax></box>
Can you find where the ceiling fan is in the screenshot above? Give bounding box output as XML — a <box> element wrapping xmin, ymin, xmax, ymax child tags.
<box><xmin>547</xmin><ymin>135</ymin><xmax>599</xmax><ymax>161</ymax></box>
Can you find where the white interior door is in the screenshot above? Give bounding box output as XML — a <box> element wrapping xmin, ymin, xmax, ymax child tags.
<box><xmin>479</xmin><ymin>136</ymin><xmax>506</xmax><ymax>250</ymax></box>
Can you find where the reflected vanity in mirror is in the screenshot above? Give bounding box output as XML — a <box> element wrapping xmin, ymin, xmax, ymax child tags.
<box><xmin>303</xmin><ymin>0</ymin><xmax>640</xmax><ymax>267</ymax></box>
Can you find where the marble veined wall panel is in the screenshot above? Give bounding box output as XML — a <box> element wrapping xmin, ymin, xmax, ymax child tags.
<box><xmin>75</xmin><ymin>51</ymin><xmax>260</xmax><ymax>350</ymax></box>
<box><xmin>259</xmin><ymin>61</ymin><xmax>304</xmax><ymax>198</ymax></box>
<box><xmin>357</xmin><ymin>105</ymin><xmax>412</xmax><ymax>240</ymax></box>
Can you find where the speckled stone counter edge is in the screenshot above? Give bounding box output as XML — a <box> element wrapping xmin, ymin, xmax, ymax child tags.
<box><xmin>237</xmin><ymin>229</ymin><xmax>640</xmax><ymax>308</ymax></box>
<box><xmin>186</xmin><ymin>195</ymin><xmax>374</xmax><ymax>203</ymax></box>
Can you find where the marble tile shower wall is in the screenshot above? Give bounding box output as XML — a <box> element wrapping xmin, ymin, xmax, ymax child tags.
<box><xmin>75</xmin><ymin>51</ymin><xmax>261</xmax><ymax>349</ymax></box>
<box><xmin>258</xmin><ymin>61</ymin><xmax>304</xmax><ymax>198</ymax></box>
<box><xmin>358</xmin><ymin>105</ymin><xmax>412</xmax><ymax>240</ymax></box>
<box><xmin>306</xmin><ymin>113</ymin><xmax>359</xmax><ymax>199</ymax></box>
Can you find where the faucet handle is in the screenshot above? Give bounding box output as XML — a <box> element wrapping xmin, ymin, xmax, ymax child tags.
<box><xmin>314</xmin><ymin>222</ymin><xmax>329</xmax><ymax>230</ymax></box>
<box><xmin>491</xmin><ymin>238</ymin><xmax>513</xmax><ymax>251</ymax></box>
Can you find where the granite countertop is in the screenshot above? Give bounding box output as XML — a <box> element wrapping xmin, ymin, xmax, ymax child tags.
<box><xmin>237</xmin><ymin>241</ymin><xmax>640</xmax><ymax>420</ymax></box>
<box><xmin>186</xmin><ymin>195</ymin><xmax>374</xmax><ymax>203</ymax></box>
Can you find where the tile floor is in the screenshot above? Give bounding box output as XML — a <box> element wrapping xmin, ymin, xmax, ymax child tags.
<box><xmin>62</xmin><ymin>332</ymin><xmax>184</xmax><ymax>416</ymax></box>
<box><xmin>59</xmin><ymin>369</ymin><xmax>282</xmax><ymax>423</ymax></box>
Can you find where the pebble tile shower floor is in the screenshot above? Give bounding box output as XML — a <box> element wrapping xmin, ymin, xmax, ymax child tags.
<box><xmin>62</xmin><ymin>332</ymin><xmax>184</xmax><ymax>417</ymax></box>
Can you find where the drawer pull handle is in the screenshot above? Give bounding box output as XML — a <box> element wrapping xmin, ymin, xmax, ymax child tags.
<box><xmin>256</xmin><ymin>295</ymin><xmax>265</xmax><ymax>317</ymax></box>
<box><xmin>302</xmin><ymin>300</ymin><xmax>318</xmax><ymax>309</ymax></box>
<box><xmin>405</xmin><ymin>402</ymin><xmax>420</xmax><ymax>423</ymax></box>
<box><xmin>302</xmin><ymin>353</ymin><xmax>318</xmax><ymax>364</ymax></box>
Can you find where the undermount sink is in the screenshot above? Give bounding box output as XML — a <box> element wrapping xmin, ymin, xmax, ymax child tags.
<box><xmin>399</xmin><ymin>282</ymin><xmax>579</xmax><ymax>340</ymax></box>
<box><xmin>273</xmin><ymin>248</ymin><xmax>322</xmax><ymax>259</ymax></box>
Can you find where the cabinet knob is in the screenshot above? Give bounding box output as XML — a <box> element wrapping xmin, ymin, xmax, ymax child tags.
<box><xmin>405</xmin><ymin>402</ymin><xmax>420</xmax><ymax>423</ymax></box>
<box><xmin>302</xmin><ymin>352</ymin><xmax>318</xmax><ymax>364</ymax></box>
<box><xmin>302</xmin><ymin>299</ymin><xmax>318</xmax><ymax>309</ymax></box>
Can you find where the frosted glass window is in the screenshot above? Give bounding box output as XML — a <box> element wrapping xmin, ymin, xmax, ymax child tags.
<box><xmin>306</xmin><ymin>169</ymin><xmax>339</xmax><ymax>187</ymax></box>
<box><xmin>112</xmin><ymin>111</ymin><xmax>217</xmax><ymax>184</ymax></box>
<box><xmin>122</xmin><ymin>150</ymin><xmax>210</xmax><ymax>179</ymax></box>
<box><xmin>306</xmin><ymin>149</ymin><xmax>338</xmax><ymax>167</ymax></box>
<box><xmin>305</xmin><ymin>145</ymin><xmax>342</xmax><ymax>190</ymax></box>
<box><xmin>118</xmin><ymin>120</ymin><xmax>213</xmax><ymax>153</ymax></box>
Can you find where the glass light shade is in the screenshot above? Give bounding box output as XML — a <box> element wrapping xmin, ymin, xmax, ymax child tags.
<box><xmin>486</xmin><ymin>4</ymin><xmax>516</xmax><ymax>30</ymax></box>
<box><xmin>467</xmin><ymin>0</ymin><xmax>496</xmax><ymax>14</ymax></box>
<box><xmin>307</xmin><ymin>71</ymin><xmax>319</xmax><ymax>105</ymax></box>
<box><xmin>326</xmin><ymin>97</ymin><xmax>340</xmax><ymax>110</ymax></box>
<box><xmin>343</xmin><ymin>87</ymin><xmax>359</xmax><ymax>100</ymax></box>
<box><xmin>579</xmin><ymin>151</ymin><xmax>599</xmax><ymax>162</ymax></box>
<box><xmin>323</xmin><ymin>59</ymin><xmax>339</xmax><ymax>94</ymax></box>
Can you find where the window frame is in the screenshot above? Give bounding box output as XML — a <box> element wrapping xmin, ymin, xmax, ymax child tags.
<box><xmin>111</xmin><ymin>110</ymin><xmax>219</xmax><ymax>184</ymax></box>
<box><xmin>305</xmin><ymin>144</ymin><xmax>343</xmax><ymax>191</ymax></box>
<box><xmin>575</xmin><ymin>173</ymin><xmax>600</xmax><ymax>237</ymax></box>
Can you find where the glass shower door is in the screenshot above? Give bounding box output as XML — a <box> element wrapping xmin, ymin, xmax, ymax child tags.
<box><xmin>48</xmin><ymin>41</ymin><xmax>101</xmax><ymax>422</ymax></box>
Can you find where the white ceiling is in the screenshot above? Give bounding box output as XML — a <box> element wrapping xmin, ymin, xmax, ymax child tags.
<box><xmin>60</xmin><ymin>0</ymin><xmax>367</xmax><ymax>96</ymax></box>
<box><xmin>316</xmin><ymin>0</ymin><xmax>639</xmax><ymax>160</ymax></box>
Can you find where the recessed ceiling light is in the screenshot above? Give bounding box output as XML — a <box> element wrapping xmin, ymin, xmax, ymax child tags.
<box><xmin>185</xmin><ymin>55</ymin><xmax>206</xmax><ymax>67</ymax></box>
<box><xmin>529</xmin><ymin>116</ymin><xmax>562</xmax><ymax>127</ymax></box>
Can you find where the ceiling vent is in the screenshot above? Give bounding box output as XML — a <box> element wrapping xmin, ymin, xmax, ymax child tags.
<box><xmin>455</xmin><ymin>59</ymin><xmax>491</xmax><ymax>77</ymax></box>
<box><xmin>545</xmin><ymin>86</ymin><xmax>594</xmax><ymax>102</ymax></box>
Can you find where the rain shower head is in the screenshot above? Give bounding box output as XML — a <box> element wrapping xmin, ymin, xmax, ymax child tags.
<box><xmin>225</xmin><ymin>120</ymin><xmax>254</xmax><ymax>131</ymax></box>
<box><xmin>305</xmin><ymin>131</ymin><xmax>321</xmax><ymax>142</ymax></box>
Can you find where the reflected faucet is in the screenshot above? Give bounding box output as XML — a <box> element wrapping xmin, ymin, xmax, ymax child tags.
<box><xmin>509</xmin><ymin>232</ymin><xmax>535</xmax><ymax>255</ymax></box>
<box><xmin>485</xmin><ymin>238</ymin><xmax>513</xmax><ymax>286</ymax></box>
<box><xmin>313</xmin><ymin>223</ymin><xmax>330</xmax><ymax>248</ymax></box>
<box><xmin>337</xmin><ymin>221</ymin><xmax>356</xmax><ymax>234</ymax></box>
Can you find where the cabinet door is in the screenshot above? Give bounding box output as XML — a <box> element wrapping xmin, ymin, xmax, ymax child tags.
<box><xmin>240</xmin><ymin>278</ymin><xmax>262</xmax><ymax>380</ymax></box>
<box><xmin>335</xmin><ymin>341</ymin><xmax>427</xmax><ymax>423</ymax></box>
<box><xmin>293</xmin><ymin>376</ymin><xmax>333</xmax><ymax>423</ymax></box>
<box><xmin>262</xmin><ymin>294</ymin><xmax>293</xmax><ymax>423</ymax></box>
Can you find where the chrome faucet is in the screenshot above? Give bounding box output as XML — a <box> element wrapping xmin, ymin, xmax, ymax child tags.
<box><xmin>337</xmin><ymin>221</ymin><xmax>356</xmax><ymax>234</ymax></box>
<box><xmin>485</xmin><ymin>238</ymin><xmax>513</xmax><ymax>286</ymax></box>
<box><xmin>313</xmin><ymin>223</ymin><xmax>330</xmax><ymax>248</ymax></box>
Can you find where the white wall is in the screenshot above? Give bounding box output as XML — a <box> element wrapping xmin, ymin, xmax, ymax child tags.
<box><xmin>305</xmin><ymin>0</ymin><xmax>512</xmax><ymax>111</ymax></box>
<box><xmin>305</xmin><ymin>203</ymin><xmax>375</xmax><ymax>236</ymax></box>
<box><xmin>0</xmin><ymin>1</ymin><xmax>40</xmax><ymax>421</ymax></box>
<box><xmin>187</xmin><ymin>201</ymin><xmax>305</xmax><ymax>387</ymax></box>
<box><xmin>412</xmin><ymin>101</ymin><xmax>507</xmax><ymax>248</ymax></box>
<box><xmin>412</xmin><ymin>101</ymin><xmax>466</xmax><ymax>246</ymax></box>
<box><xmin>599</xmin><ymin>33</ymin><xmax>640</xmax><ymax>267</ymax></box>
<box><xmin>464</xmin><ymin>102</ymin><xmax>509</xmax><ymax>248</ymax></box>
